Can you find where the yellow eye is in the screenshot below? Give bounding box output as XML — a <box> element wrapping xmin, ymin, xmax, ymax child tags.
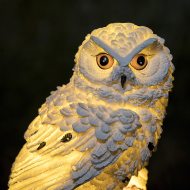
<box><xmin>130</xmin><ymin>54</ymin><xmax>148</xmax><ymax>70</ymax></box>
<box><xmin>96</xmin><ymin>53</ymin><xmax>114</xmax><ymax>69</ymax></box>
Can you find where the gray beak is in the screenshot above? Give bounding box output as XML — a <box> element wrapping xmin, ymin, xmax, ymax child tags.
<box><xmin>121</xmin><ymin>74</ymin><xmax>127</xmax><ymax>89</ymax></box>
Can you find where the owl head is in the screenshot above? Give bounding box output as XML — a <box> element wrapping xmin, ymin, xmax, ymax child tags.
<box><xmin>73</xmin><ymin>23</ymin><xmax>174</xmax><ymax>114</ymax></box>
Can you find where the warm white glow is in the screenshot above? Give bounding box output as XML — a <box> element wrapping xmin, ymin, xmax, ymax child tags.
<box><xmin>124</xmin><ymin>168</ymin><xmax>148</xmax><ymax>190</ymax></box>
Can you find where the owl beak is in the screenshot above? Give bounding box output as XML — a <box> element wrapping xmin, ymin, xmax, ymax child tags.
<box><xmin>121</xmin><ymin>74</ymin><xmax>127</xmax><ymax>89</ymax></box>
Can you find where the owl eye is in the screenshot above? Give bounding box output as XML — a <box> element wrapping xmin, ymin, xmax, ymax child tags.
<box><xmin>130</xmin><ymin>54</ymin><xmax>148</xmax><ymax>70</ymax></box>
<box><xmin>96</xmin><ymin>53</ymin><xmax>114</xmax><ymax>69</ymax></box>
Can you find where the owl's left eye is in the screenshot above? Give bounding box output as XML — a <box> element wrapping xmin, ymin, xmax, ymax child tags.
<box><xmin>96</xmin><ymin>53</ymin><xmax>114</xmax><ymax>69</ymax></box>
<box><xmin>130</xmin><ymin>54</ymin><xmax>148</xmax><ymax>70</ymax></box>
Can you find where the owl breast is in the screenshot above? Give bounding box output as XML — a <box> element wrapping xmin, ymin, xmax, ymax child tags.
<box><xmin>42</xmin><ymin>84</ymin><xmax>161</xmax><ymax>189</ymax></box>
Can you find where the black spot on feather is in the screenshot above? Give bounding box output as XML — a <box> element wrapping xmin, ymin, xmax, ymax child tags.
<box><xmin>61</xmin><ymin>133</ymin><xmax>72</xmax><ymax>143</ymax></box>
<box><xmin>148</xmin><ymin>142</ymin><xmax>154</xmax><ymax>151</ymax></box>
<box><xmin>37</xmin><ymin>142</ymin><xmax>46</xmax><ymax>150</ymax></box>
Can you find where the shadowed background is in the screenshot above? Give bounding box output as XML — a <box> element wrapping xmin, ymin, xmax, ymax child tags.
<box><xmin>0</xmin><ymin>0</ymin><xmax>189</xmax><ymax>189</ymax></box>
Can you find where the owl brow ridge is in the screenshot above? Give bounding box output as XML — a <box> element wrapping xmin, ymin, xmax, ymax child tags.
<box><xmin>90</xmin><ymin>35</ymin><xmax>157</xmax><ymax>66</ymax></box>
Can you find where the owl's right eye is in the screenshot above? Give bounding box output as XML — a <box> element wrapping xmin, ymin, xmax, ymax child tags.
<box><xmin>96</xmin><ymin>53</ymin><xmax>114</xmax><ymax>69</ymax></box>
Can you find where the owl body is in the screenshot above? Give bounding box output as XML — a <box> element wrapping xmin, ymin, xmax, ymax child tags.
<box><xmin>9</xmin><ymin>23</ymin><xmax>174</xmax><ymax>190</ymax></box>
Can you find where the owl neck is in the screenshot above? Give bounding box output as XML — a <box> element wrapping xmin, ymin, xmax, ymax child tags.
<box><xmin>70</xmin><ymin>71</ymin><xmax>169</xmax><ymax>121</ymax></box>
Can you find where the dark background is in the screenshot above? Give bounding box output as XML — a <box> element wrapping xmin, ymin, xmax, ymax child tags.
<box><xmin>0</xmin><ymin>0</ymin><xmax>189</xmax><ymax>189</ymax></box>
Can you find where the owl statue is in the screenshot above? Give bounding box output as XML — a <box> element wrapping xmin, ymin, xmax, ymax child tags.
<box><xmin>9</xmin><ymin>23</ymin><xmax>174</xmax><ymax>190</ymax></box>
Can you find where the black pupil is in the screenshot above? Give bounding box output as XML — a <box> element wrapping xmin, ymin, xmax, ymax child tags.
<box><xmin>100</xmin><ymin>55</ymin><xmax>109</xmax><ymax>66</ymax></box>
<box><xmin>137</xmin><ymin>56</ymin><xmax>145</xmax><ymax>66</ymax></box>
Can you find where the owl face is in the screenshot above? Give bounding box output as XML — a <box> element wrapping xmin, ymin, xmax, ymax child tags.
<box><xmin>75</xmin><ymin>23</ymin><xmax>174</xmax><ymax>94</ymax></box>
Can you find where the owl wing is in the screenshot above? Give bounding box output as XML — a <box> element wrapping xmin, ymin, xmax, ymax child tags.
<box><xmin>9</xmin><ymin>102</ymin><xmax>141</xmax><ymax>190</ymax></box>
